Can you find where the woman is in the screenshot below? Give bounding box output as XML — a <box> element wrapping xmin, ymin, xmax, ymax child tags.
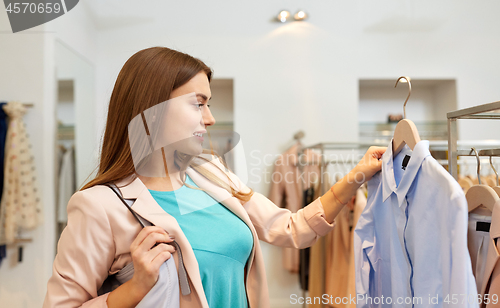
<box><xmin>43</xmin><ymin>47</ymin><xmax>385</xmax><ymax>308</ymax></box>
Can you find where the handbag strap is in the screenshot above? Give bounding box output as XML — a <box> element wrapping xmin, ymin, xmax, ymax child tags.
<box><xmin>105</xmin><ymin>182</ymin><xmax>191</xmax><ymax>296</ymax></box>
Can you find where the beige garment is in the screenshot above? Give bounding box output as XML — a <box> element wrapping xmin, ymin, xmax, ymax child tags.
<box><xmin>307</xmin><ymin>173</ymin><xmax>332</xmax><ymax>307</ymax></box>
<box><xmin>307</xmin><ymin>185</ymin><xmax>367</xmax><ymax>308</ymax></box>
<box><xmin>324</xmin><ymin>188</ymin><xmax>367</xmax><ymax>308</ymax></box>
<box><xmin>308</xmin><ymin>235</ymin><xmax>326</xmax><ymax>307</ymax></box>
<box><xmin>0</xmin><ymin>102</ymin><xmax>42</xmax><ymax>245</ymax></box>
<box><xmin>480</xmin><ymin>199</ymin><xmax>500</xmax><ymax>308</ymax></box>
<box><xmin>268</xmin><ymin>142</ymin><xmax>321</xmax><ymax>273</ymax></box>
<box><xmin>43</xmin><ymin>155</ymin><xmax>336</xmax><ymax>308</ymax></box>
<box><xmin>57</xmin><ymin>146</ymin><xmax>76</xmax><ymax>223</ymax></box>
<box><xmin>468</xmin><ymin>211</ymin><xmax>492</xmax><ymax>293</ymax></box>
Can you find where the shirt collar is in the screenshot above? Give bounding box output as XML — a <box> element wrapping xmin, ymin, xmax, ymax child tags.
<box><xmin>381</xmin><ymin>139</ymin><xmax>431</xmax><ymax>206</ymax></box>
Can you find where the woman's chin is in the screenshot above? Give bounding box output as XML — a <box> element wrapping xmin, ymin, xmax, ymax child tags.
<box><xmin>180</xmin><ymin>143</ymin><xmax>203</xmax><ymax>156</ymax></box>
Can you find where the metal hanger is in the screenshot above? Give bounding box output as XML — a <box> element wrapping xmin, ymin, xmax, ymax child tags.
<box><xmin>392</xmin><ymin>76</ymin><xmax>421</xmax><ymax>155</ymax></box>
<box><xmin>457</xmin><ymin>160</ymin><xmax>473</xmax><ymax>192</ymax></box>
<box><xmin>489</xmin><ymin>156</ymin><xmax>500</xmax><ymax>197</ymax></box>
<box><xmin>466</xmin><ymin>147</ymin><xmax>498</xmax><ymax>212</ymax></box>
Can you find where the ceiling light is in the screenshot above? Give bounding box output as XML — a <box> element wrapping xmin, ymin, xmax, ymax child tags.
<box><xmin>294</xmin><ymin>10</ymin><xmax>308</xmax><ymax>21</ymax></box>
<box><xmin>278</xmin><ymin>10</ymin><xmax>291</xmax><ymax>23</ymax></box>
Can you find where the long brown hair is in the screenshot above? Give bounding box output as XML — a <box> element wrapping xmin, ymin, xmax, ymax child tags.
<box><xmin>81</xmin><ymin>47</ymin><xmax>253</xmax><ymax>202</ymax></box>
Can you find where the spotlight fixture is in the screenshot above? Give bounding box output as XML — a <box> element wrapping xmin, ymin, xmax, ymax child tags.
<box><xmin>294</xmin><ymin>10</ymin><xmax>308</xmax><ymax>21</ymax></box>
<box><xmin>278</xmin><ymin>10</ymin><xmax>291</xmax><ymax>22</ymax></box>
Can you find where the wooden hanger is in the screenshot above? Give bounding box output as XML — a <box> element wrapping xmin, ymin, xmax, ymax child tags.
<box><xmin>392</xmin><ymin>76</ymin><xmax>421</xmax><ymax>156</ymax></box>
<box><xmin>458</xmin><ymin>176</ymin><xmax>473</xmax><ymax>193</ymax></box>
<box><xmin>467</xmin><ymin>148</ymin><xmax>498</xmax><ymax>212</ymax></box>
<box><xmin>467</xmin><ymin>185</ymin><xmax>498</xmax><ymax>212</ymax></box>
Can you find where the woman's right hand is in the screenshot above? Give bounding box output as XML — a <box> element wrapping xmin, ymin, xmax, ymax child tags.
<box><xmin>128</xmin><ymin>226</ymin><xmax>176</xmax><ymax>297</ymax></box>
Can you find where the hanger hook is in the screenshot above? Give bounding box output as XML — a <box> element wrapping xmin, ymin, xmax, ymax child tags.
<box><xmin>470</xmin><ymin>147</ymin><xmax>481</xmax><ymax>185</ymax></box>
<box><xmin>490</xmin><ymin>156</ymin><xmax>499</xmax><ymax>186</ymax></box>
<box><xmin>395</xmin><ymin>76</ymin><xmax>412</xmax><ymax>119</ymax></box>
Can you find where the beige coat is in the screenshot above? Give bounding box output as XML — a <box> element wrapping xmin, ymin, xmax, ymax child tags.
<box><xmin>43</xmin><ymin>156</ymin><xmax>335</xmax><ymax>307</ymax></box>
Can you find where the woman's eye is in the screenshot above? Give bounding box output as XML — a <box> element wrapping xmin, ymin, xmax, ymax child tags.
<box><xmin>195</xmin><ymin>102</ymin><xmax>210</xmax><ymax>109</ymax></box>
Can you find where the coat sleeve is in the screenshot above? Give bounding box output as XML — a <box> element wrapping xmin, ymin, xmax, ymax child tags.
<box><xmin>268</xmin><ymin>159</ymin><xmax>285</xmax><ymax>208</ymax></box>
<box><xmin>245</xmin><ymin>192</ymin><xmax>335</xmax><ymax>248</ymax></box>
<box><xmin>43</xmin><ymin>190</ymin><xmax>115</xmax><ymax>308</ymax></box>
<box><xmin>207</xmin><ymin>156</ymin><xmax>336</xmax><ymax>248</ymax></box>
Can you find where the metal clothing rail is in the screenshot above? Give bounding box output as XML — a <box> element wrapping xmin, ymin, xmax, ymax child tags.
<box><xmin>447</xmin><ymin>101</ymin><xmax>500</xmax><ymax>179</ymax></box>
<box><xmin>300</xmin><ymin>142</ymin><xmax>385</xmax><ymax>195</ymax></box>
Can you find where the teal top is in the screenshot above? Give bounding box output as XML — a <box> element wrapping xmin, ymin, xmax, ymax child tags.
<box><xmin>148</xmin><ymin>174</ymin><xmax>253</xmax><ymax>308</ymax></box>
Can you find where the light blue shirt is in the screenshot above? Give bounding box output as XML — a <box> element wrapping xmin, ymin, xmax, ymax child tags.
<box><xmin>354</xmin><ymin>140</ymin><xmax>478</xmax><ymax>308</ymax></box>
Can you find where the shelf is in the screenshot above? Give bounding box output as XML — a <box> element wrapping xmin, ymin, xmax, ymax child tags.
<box><xmin>447</xmin><ymin>101</ymin><xmax>500</xmax><ymax>120</ymax></box>
<box><xmin>457</xmin><ymin>148</ymin><xmax>500</xmax><ymax>157</ymax></box>
<box><xmin>447</xmin><ymin>101</ymin><xmax>500</xmax><ymax>179</ymax></box>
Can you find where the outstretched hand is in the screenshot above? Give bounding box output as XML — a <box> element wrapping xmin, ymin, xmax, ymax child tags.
<box><xmin>353</xmin><ymin>146</ymin><xmax>386</xmax><ymax>183</ymax></box>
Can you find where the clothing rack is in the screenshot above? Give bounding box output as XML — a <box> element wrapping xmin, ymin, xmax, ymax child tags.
<box><xmin>300</xmin><ymin>143</ymin><xmax>386</xmax><ymax>195</ymax></box>
<box><xmin>447</xmin><ymin>101</ymin><xmax>500</xmax><ymax>179</ymax></box>
<box><xmin>300</xmin><ymin>141</ymin><xmax>456</xmax><ymax>194</ymax></box>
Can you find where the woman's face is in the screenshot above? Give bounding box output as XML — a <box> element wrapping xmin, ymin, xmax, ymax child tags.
<box><xmin>158</xmin><ymin>72</ymin><xmax>215</xmax><ymax>156</ymax></box>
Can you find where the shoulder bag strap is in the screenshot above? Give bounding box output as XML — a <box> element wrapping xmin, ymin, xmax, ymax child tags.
<box><xmin>104</xmin><ymin>182</ymin><xmax>191</xmax><ymax>296</ymax></box>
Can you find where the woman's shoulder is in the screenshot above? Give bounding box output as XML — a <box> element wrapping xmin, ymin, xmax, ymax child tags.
<box><xmin>68</xmin><ymin>181</ymin><xmax>133</xmax><ymax>218</ymax></box>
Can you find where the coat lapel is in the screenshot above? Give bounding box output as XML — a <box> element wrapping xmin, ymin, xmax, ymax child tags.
<box><xmin>115</xmin><ymin>175</ymin><xmax>207</xmax><ymax>307</ymax></box>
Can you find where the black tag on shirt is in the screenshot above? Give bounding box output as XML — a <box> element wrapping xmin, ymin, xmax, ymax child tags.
<box><xmin>402</xmin><ymin>155</ymin><xmax>411</xmax><ymax>170</ymax></box>
<box><xmin>476</xmin><ymin>221</ymin><xmax>491</xmax><ymax>232</ymax></box>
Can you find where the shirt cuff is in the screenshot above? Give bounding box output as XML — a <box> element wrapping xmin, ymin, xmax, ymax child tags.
<box><xmin>303</xmin><ymin>197</ymin><xmax>336</xmax><ymax>236</ymax></box>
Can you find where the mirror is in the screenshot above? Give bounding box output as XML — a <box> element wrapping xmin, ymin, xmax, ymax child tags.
<box><xmin>54</xmin><ymin>40</ymin><xmax>96</xmax><ymax>245</ymax></box>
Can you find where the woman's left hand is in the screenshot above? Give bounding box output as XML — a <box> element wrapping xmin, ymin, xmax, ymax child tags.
<box><xmin>352</xmin><ymin>146</ymin><xmax>386</xmax><ymax>183</ymax></box>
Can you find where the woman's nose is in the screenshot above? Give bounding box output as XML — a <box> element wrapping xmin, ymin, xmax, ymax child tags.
<box><xmin>203</xmin><ymin>109</ymin><xmax>216</xmax><ymax>127</ymax></box>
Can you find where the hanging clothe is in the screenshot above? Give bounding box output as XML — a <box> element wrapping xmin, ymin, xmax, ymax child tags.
<box><xmin>0</xmin><ymin>102</ymin><xmax>42</xmax><ymax>245</ymax></box>
<box><xmin>0</xmin><ymin>102</ymin><xmax>9</xmax><ymax>265</ymax></box>
<box><xmin>478</xmin><ymin>200</ymin><xmax>500</xmax><ymax>308</ymax></box>
<box><xmin>299</xmin><ymin>185</ymin><xmax>317</xmax><ymax>291</ymax></box>
<box><xmin>468</xmin><ymin>210</ymin><xmax>492</xmax><ymax>294</ymax></box>
<box><xmin>268</xmin><ymin>142</ymin><xmax>321</xmax><ymax>273</ymax></box>
<box><xmin>58</xmin><ymin>145</ymin><xmax>76</xmax><ymax>224</ymax></box>
<box><xmin>307</xmin><ymin>173</ymin><xmax>333</xmax><ymax>307</ymax></box>
<box><xmin>354</xmin><ymin>140</ymin><xmax>477</xmax><ymax>308</ymax></box>
<box><xmin>325</xmin><ymin>188</ymin><xmax>367</xmax><ymax>308</ymax></box>
<box><xmin>307</xmin><ymin>186</ymin><xmax>367</xmax><ymax>308</ymax></box>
